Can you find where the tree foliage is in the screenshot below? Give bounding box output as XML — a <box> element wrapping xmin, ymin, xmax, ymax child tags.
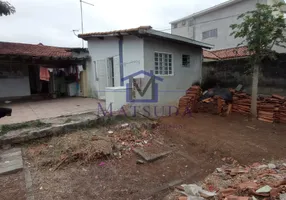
<box><xmin>0</xmin><ymin>1</ymin><xmax>15</xmax><ymax>16</ymax></box>
<box><xmin>230</xmin><ymin>2</ymin><xmax>286</xmax><ymax>63</ymax></box>
<box><xmin>230</xmin><ymin>3</ymin><xmax>286</xmax><ymax>116</ymax></box>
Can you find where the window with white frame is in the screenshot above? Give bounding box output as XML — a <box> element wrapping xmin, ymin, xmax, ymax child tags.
<box><xmin>182</xmin><ymin>55</ymin><xmax>190</xmax><ymax>67</ymax></box>
<box><xmin>172</xmin><ymin>23</ymin><xmax>177</xmax><ymax>28</ymax></box>
<box><xmin>202</xmin><ymin>29</ymin><xmax>218</xmax><ymax>40</ymax></box>
<box><xmin>154</xmin><ymin>52</ymin><xmax>173</xmax><ymax>76</ymax></box>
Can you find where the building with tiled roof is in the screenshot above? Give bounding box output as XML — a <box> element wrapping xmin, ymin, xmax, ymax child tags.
<box><xmin>0</xmin><ymin>41</ymin><xmax>89</xmax><ymax>99</ymax></box>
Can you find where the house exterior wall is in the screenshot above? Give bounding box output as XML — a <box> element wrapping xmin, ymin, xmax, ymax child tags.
<box><xmin>122</xmin><ymin>36</ymin><xmax>144</xmax><ymax>82</ymax></box>
<box><xmin>0</xmin><ymin>64</ymin><xmax>31</xmax><ymax>98</ymax></box>
<box><xmin>143</xmin><ymin>37</ymin><xmax>202</xmax><ymax>105</ymax></box>
<box><xmin>86</xmin><ymin>36</ymin><xmax>144</xmax><ymax>98</ymax></box>
<box><xmin>86</xmin><ymin>37</ymin><xmax>119</xmax><ymax>98</ymax></box>
<box><xmin>171</xmin><ymin>0</ymin><xmax>270</xmax><ymax>50</ymax></box>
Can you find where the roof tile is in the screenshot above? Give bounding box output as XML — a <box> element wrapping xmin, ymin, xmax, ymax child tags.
<box><xmin>0</xmin><ymin>42</ymin><xmax>72</xmax><ymax>58</ymax></box>
<box><xmin>203</xmin><ymin>46</ymin><xmax>250</xmax><ymax>60</ymax></box>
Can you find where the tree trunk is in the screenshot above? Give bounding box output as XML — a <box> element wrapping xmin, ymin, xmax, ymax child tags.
<box><xmin>251</xmin><ymin>63</ymin><xmax>259</xmax><ymax>117</ymax></box>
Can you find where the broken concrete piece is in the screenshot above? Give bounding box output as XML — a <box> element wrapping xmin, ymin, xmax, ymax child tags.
<box><xmin>268</xmin><ymin>163</ymin><xmax>276</xmax><ymax>169</ymax></box>
<box><xmin>257</xmin><ymin>164</ymin><xmax>268</xmax><ymax>169</ymax></box>
<box><xmin>136</xmin><ymin>159</ymin><xmax>145</xmax><ymax>164</ymax></box>
<box><xmin>216</xmin><ymin>168</ymin><xmax>223</xmax><ymax>173</ymax></box>
<box><xmin>256</xmin><ymin>185</ymin><xmax>272</xmax><ymax>193</ymax></box>
<box><xmin>280</xmin><ymin>193</ymin><xmax>286</xmax><ymax>200</ymax></box>
<box><xmin>181</xmin><ymin>184</ymin><xmax>216</xmax><ymax>199</ymax></box>
<box><xmin>181</xmin><ymin>184</ymin><xmax>201</xmax><ymax>196</ymax></box>
<box><xmin>0</xmin><ymin>148</ymin><xmax>23</xmax><ymax>175</ymax></box>
<box><xmin>133</xmin><ymin>148</ymin><xmax>172</xmax><ymax>162</ymax></box>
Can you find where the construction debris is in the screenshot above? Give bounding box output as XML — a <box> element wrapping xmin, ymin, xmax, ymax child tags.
<box><xmin>26</xmin><ymin>120</ymin><xmax>158</xmax><ymax>170</ymax></box>
<box><xmin>177</xmin><ymin>85</ymin><xmax>286</xmax><ymax>124</ymax></box>
<box><xmin>172</xmin><ymin>159</ymin><xmax>286</xmax><ymax>200</ymax></box>
<box><xmin>133</xmin><ymin>148</ymin><xmax>172</xmax><ymax>162</ymax></box>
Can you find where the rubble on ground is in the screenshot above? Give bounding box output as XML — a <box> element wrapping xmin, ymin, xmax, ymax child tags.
<box><xmin>171</xmin><ymin>159</ymin><xmax>286</xmax><ymax>200</ymax></box>
<box><xmin>25</xmin><ymin>120</ymin><xmax>158</xmax><ymax>170</ymax></box>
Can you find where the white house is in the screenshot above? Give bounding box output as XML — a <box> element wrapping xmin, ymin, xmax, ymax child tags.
<box><xmin>170</xmin><ymin>0</ymin><xmax>286</xmax><ymax>52</ymax></box>
<box><xmin>78</xmin><ymin>26</ymin><xmax>212</xmax><ymax>111</ymax></box>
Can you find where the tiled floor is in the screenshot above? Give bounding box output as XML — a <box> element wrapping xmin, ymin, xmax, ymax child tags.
<box><xmin>0</xmin><ymin>97</ymin><xmax>105</xmax><ymax>125</ymax></box>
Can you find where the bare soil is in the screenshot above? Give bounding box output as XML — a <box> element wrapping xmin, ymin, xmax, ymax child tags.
<box><xmin>12</xmin><ymin>113</ymin><xmax>286</xmax><ymax>199</ymax></box>
<box><xmin>0</xmin><ymin>171</ymin><xmax>26</xmax><ymax>200</ymax></box>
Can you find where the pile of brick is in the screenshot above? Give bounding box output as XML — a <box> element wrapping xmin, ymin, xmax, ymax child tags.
<box><xmin>177</xmin><ymin>86</ymin><xmax>286</xmax><ymax>124</ymax></box>
<box><xmin>231</xmin><ymin>92</ymin><xmax>251</xmax><ymax>115</ymax></box>
<box><xmin>178</xmin><ymin>86</ymin><xmax>201</xmax><ymax>114</ymax></box>
<box><xmin>258</xmin><ymin>94</ymin><xmax>286</xmax><ymax>123</ymax></box>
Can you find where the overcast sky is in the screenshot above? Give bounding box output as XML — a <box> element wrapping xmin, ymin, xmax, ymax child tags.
<box><xmin>0</xmin><ymin>0</ymin><xmax>226</xmax><ymax>47</ymax></box>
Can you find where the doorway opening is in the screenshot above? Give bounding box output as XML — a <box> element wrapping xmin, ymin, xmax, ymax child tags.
<box><xmin>107</xmin><ymin>57</ymin><xmax>115</xmax><ymax>87</ymax></box>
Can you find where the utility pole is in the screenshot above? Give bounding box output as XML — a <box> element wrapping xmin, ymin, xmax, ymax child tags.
<box><xmin>79</xmin><ymin>0</ymin><xmax>94</xmax><ymax>48</ymax></box>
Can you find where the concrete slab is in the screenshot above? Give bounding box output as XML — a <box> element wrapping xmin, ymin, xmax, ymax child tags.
<box><xmin>0</xmin><ymin>97</ymin><xmax>105</xmax><ymax>125</ymax></box>
<box><xmin>0</xmin><ymin>148</ymin><xmax>23</xmax><ymax>175</ymax></box>
<box><xmin>133</xmin><ymin>148</ymin><xmax>172</xmax><ymax>162</ymax></box>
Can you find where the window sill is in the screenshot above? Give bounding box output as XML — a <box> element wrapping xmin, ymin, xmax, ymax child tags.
<box><xmin>154</xmin><ymin>74</ymin><xmax>174</xmax><ymax>77</ymax></box>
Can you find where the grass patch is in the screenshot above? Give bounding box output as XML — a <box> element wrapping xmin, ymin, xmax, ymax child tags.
<box><xmin>0</xmin><ymin>120</ymin><xmax>51</xmax><ymax>135</ymax></box>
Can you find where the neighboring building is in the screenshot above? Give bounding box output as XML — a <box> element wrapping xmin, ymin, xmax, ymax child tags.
<box><xmin>78</xmin><ymin>26</ymin><xmax>212</xmax><ymax>108</ymax></box>
<box><xmin>170</xmin><ymin>0</ymin><xmax>286</xmax><ymax>51</ymax></box>
<box><xmin>0</xmin><ymin>42</ymin><xmax>89</xmax><ymax>99</ymax></box>
<box><xmin>203</xmin><ymin>46</ymin><xmax>286</xmax><ymax>96</ymax></box>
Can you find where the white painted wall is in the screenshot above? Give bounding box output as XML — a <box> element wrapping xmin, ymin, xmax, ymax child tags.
<box><xmin>86</xmin><ymin>36</ymin><xmax>144</xmax><ymax>98</ymax></box>
<box><xmin>87</xmin><ymin>37</ymin><xmax>119</xmax><ymax>98</ymax></box>
<box><xmin>143</xmin><ymin>37</ymin><xmax>202</xmax><ymax>105</ymax></box>
<box><xmin>122</xmin><ymin>36</ymin><xmax>144</xmax><ymax>81</ymax></box>
<box><xmin>170</xmin><ymin>0</ymin><xmax>285</xmax><ymax>51</ymax></box>
<box><xmin>0</xmin><ymin>65</ymin><xmax>31</xmax><ymax>98</ymax></box>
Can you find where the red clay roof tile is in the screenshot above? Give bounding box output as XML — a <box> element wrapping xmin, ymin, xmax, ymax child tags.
<box><xmin>0</xmin><ymin>42</ymin><xmax>73</xmax><ymax>58</ymax></box>
<box><xmin>203</xmin><ymin>46</ymin><xmax>250</xmax><ymax>60</ymax></box>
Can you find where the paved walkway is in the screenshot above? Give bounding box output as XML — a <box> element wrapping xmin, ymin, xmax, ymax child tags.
<box><xmin>0</xmin><ymin>97</ymin><xmax>105</xmax><ymax>125</ymax></box>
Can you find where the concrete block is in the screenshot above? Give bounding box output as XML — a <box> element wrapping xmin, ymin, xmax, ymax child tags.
<box><xmin>0</xmin><ymin>148</ymin><xmax>23</xmax><ymax>175</ymax></box>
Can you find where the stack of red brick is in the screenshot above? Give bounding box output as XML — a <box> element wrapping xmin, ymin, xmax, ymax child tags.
<box><xmin>257</xmin><ymin>94</ymin><xmax>286</xmax><ymax>123</ymax></box>
<box><xmin>230</xmin><ymin>91</ymin><xmax>286</xmax><ymax>123</ymax></box>
<box><xmin>231</xmin><ymin>92</ymin><xmax>251</xmax><ymax>115</ymax></box>
<box><xmin>178</xmin><ymin>86</ymin><xmax>286</xmax><ymax>124</ymax></box>
<box><xmin>178</xmin><ymin>86</ymin><xmax>201</xmax><ymax>114</ymax></box>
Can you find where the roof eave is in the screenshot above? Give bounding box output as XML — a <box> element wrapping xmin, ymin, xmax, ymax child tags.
<box><xmin>78</xmin><ymin>32</ymin><xmax>134</xmax><ymax>40</ymax></box>
<box><xmin>144</xmin><ymin>29</ymin><xmax>213</xmax><ymax>49</ymax></box>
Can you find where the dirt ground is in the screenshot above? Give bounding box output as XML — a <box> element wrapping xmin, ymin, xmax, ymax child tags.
<box><xmin>159</xmin><ymin>113</ymin><xmax>286</xmax><ymax>166</ymax></box>
<box><xmin>0</xmin><ymin>171</ymin><xmax>26</xmax><ymax>200</ymax></box>
<box><xmin>2</xmin><ymin>113</ymin><xmax>286</xmax><ymax>200</ymax></box>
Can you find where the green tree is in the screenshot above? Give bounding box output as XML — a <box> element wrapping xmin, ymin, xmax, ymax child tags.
<box><xmin>0</xmin><ymin>1</ymin><xmax>15</xmax><ymax>16</ymax></box>
<box><xmin>230</xmin><ymin>2</ymin><xmax>286</xmax><ymax>116</ymax></box>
